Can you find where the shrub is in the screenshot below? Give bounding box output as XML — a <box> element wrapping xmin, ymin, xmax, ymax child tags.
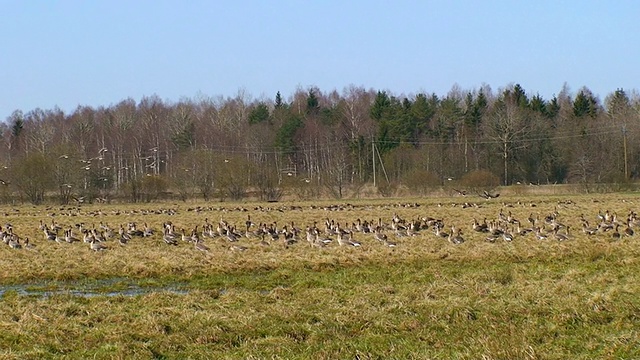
<box><xmin>459</xmin><ymin>170</ymin><xmax>500</xmax><ymax>194</ymax></box>
<box><xmin>140</xmin><ymin>175</ymin><xmax>168</xmax><ymax>202</ymax></box>
<box><xmin>402</xmin><ymin>169</ymin><xmax>442</xmax><ymax>195</ymax></box>
<box><xmin>377</xmin><ymin>181</ymin><xmax>398</xmax><ymax>197</ymax></box>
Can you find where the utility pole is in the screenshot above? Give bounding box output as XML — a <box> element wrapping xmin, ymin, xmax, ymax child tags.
<box><xmin>623</xmin><ymin>124</ymin><xmax>628</xmax><ymax>179</ymax></box>
<box><xmin>372</xmin><ymin>137</ymin><xmax>376</xmax><ymax>187</ymax></box>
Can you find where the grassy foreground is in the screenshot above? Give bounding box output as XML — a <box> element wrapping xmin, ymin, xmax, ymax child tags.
<box><xmin>0</xmin><ymin>194</ymin><xmax>639</xmax><ymax>359</ymax></box>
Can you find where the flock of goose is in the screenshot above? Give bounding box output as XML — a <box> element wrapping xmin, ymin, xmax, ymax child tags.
<box><xmin>0</xmin><ymin>202</ymin><xmax>636</xmax><ymax>254</ymax></box>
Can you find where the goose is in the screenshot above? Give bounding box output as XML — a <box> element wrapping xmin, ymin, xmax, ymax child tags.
<box><xmin>163</xmin><ymin>228</ymin><xmax>178</xmax><ymax>246</ymax></box>
<box><xmin>394</xmin><ymin>228</ymin><xmax>408</xmax><ymax>238</ymax></box>
<box><xmin>488</xmin><ymin>221</ymin><xmax>504</xmax><ymax>237</ymax></box>
<box><xmin>535</xmin><ymin>227</ymin><xmax>548</xmax><ymax>241</ymax></box>
<box><xmin>485</xmin><ymin>234</ymin><xmax>499</xmax><ymax>243</ymax></box>
<box><xmin>194</xmin><ymin>239</ymin><xmax>210</xmax><ymax>252</ymax></box>
<box><xmin>434</xmin><ymin>224</ymin><xmax>449</xmax><ymax>239</ymax></box>
<box><xmin>54</xmin><ymin>231</ymin><xmax>66</xmax><ymax>244</ymax></box>
<box><xmin>65</xmin><ymin>229</ymin><xmax>80</xmax><ymax>243</ymax></box>
<box><xmin>515</xmin><ymin>221</ymin><xmax>533</xmax><ymax>236</ymax></box>
<box><xmin>315</xmin><ymin>233</ymin><xmax>333</xmax><ymax>245</ymax></box>
<box><xmin>83</xmin><ymin>230</ymin><xmax>96</xmax><ymax>243</ymax></box>
<box><xmin>191</xmin><ymin>227</ymin><xmax>201</xmax><ymax>243</ymax></box>
<box><xmin>8</xmin><ymin>236</ymin><xmax>21</xmax><ymax>249</ymax></box>
<box><xmin>245</xmin><ymin>225</ymin><xmax>263</xmax><ymax>240</ymax></box>
<box><xmin>203</xmin><ymin>224</ymin><xmax>217</xmax><ymax>238</ymax></box>
<box><xmin>181</xmin><ymin>229</ymin><xmax>191</xmax><ymax>243</ymax></box>
<box><xmin>282</xmin><ymin>226</ymin><xmax>297</xmax><ymax>245</ymax></box>
<box><xmin>127</xmin><ymin>222</ymin><xmax>144</xmax><ymax>237</ymax></box>
<box><xmin>23</xmin><ymin>238</ymin><xmax>35</xmax><ymax>249</ymax></box>
<box><xmin>306</xmin><ymin>227</ymin><xmax>317</xmax><ymax>244</ymax></box>
<box><xmin>118</xmin><ymin>233</ymin><xmax>129</xmax><ymax>246</ymax></box>
<box><xmin>598</xmin><ymin>220</ymin><xmax>614</xmax><ymax>232</ymax></box>
<box><xmin>119</xmin><ymin>225</ymin><xmax>133</xmax><ymax>242</ymax></box>
<box><xmin>373</xmin><ymin>227</ymin><xmax>388</xmax><ymax>242</ymax></box>
<box><xmin>612</xmin><ymin>224</ymin><xmax>621</xmax><ymax>240</ymax></box>
<box><xmin>502</xmin><ymin>229</ymin><xmax>515</xmax><ymax>242</ymax></box>
<box><xmin>245</xmin><ymin>215</ymin><xmax>254</xmax><ymax>232</ymax></box>
<box><xmin>383</xmin><ymin>238</ymin><xmax>397</xmax><ymax>247</ymax></box>
<box><xmin>289</xmin><ymin>222</ymin><xmax>302</xmax><ymax>237</ymax></box>
<box><xmin>282</xmin><ymin>233</ymin><xmax>296</xmax><ymax>248</ymax></box>
<box><xmin>472</xmin><ymin>218</ymin><xmax>489</xmax><ymax>233</ymax></box>
<box><xmin>92</xmin><ymin>229</ymin><xmax>106</xmax><ymax>243</ymax></box>
<box><xmin>480</xmin><ymin>190</ymin><xmax>499</xmax><ymax>199</ymax></box>
<box><xmin>553</xmin><ymin>226</ymin><xmax>570</xmax><ymax>241</ymax></box>
<box><xmin>143</xmin><ymin>223</ymin><xmax>154</xmax><ymax>237</ymax></box>
<box><xmin>43</xmin><ymin>226</ymin><xmax>57</xmax><ymax>241</ymax></box>
<box><xmin>448</xmin><ymin>227</ymin><xmax>464</xmax><ymax>245</ymax></box>
<box><xmin>99</xmin><ymin>221</ymin><xmax>111</xmax><ymax>231</ymax></box>
<box><xmin>90</xmin><ymin>238</ymin><xmax>107</xmax><ymax>251</ymax></box>
<box><xmin>50</xmin><ymin>220</ymin><xmax>63</xmax><ymax>232</ymax></box>
<box><xmin>310</xmin><ymin>238</ymin><xmax>327</xmax><ymax>248</ymax></box>
<box><xmin>406</xmin><ymin>225</ymin><xmax>418</xmax><ymax>237</ymax></box>
<box><xmin>259</xmin><ymin>233</ymin><xmax>271</xmax><ymax>247</ymax></box>
<box><xmin>225</xmin><ymin>227</ymin><xmax>239</xmax><ymax>242</ymax></box>
<box><xmin>230</xmin><ymin>244</ymin><xmax>248</xmax><ymax>252</ymax></box>
<box><xmin>337</xmin><ymin>232</ymin><xmax>360</xmax><ymax>247</ymax></box>
<box><xmin>581</xmin><ymin>221</ymin><xmax>598</xmax><ymax>235</ymax></box>
<box><xmin>624</xmin><ymin>221</ymin><xmax>634</xmax><ymax>237</ymax></box>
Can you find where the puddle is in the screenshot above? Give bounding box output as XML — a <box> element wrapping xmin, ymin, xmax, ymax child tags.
<box><xmin>0</xmin><ymin>278</ymin><xmax>190</xmax><ymax>298</ymax></box>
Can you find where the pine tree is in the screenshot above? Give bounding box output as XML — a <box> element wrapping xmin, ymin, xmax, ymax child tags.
<box><xmin>248</xmin><ymin>103</ymin><xmax>270</xmax><ymax>124</ymax></box>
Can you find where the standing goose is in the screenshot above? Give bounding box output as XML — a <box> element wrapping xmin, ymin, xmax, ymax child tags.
<box><xmin>191</xmin><ymin>227</ymin><xmax>201</xmax><ymax>243</ymax></box>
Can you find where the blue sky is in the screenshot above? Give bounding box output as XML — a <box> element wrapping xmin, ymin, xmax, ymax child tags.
<box><xmin>1</xmin><ymin>0</ymin><xmax>638</xmax><ymax>119</ymax></box>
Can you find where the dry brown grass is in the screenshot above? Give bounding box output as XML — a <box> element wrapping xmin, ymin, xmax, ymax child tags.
<box><xmin>0</xmin><ymin>193</ymin><xmax>639</xmax><ymax>358</ymax></box>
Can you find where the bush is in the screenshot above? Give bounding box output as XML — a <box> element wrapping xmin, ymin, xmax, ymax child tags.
<box><xmin>285</xmin><ymin>177</ymin><xmax>321</xmax><ymax>201</ymax></box>
<box><xmin>459</xmin><ymin>170</ymin><xmax>500</xmax><ymax>194</ymax></box>
<box><xmin>377</xmin><ymin>181</ymin><xmax>398</xmax><ymax>197</ymax></box>
<box><xmin>141</xmin><ymin>175</ymin><xmax>168</xmax><ymax>202</ymax></box>
<box><xmin>257</xmin><ymin>176</ymin><xmax>283</xmax><ymax>202</ymax></box>
<box><xmin>402</xmin><ymin>170</ymin><xmax>442</xmax><ymax>195</ymax></box>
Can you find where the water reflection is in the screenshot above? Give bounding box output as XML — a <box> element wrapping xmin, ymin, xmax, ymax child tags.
<box><xmin>0</xmin><ymin>278</ymin><xmax>189</xmax><ymax>298</ymax></box>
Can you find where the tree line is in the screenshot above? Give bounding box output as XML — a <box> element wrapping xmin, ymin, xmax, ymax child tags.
<box><xmin>1</xmin><ymin>83</ymin><xmax>638</xmax><ymax>204</ymax></box>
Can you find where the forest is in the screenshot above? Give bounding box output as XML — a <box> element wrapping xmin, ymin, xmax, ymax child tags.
<box><xmin>0</xmin><ymin>83</ymin><xmax>638</xmax><ymax>204</ymax></box>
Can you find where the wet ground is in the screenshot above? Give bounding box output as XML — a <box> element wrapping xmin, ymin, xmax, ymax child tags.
<box><xmin>0</xmin><ymin>278</ymin><xmax>190</xmax><ymax>298</ymax></box>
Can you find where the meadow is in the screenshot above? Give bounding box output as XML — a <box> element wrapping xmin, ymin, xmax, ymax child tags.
<box><xmin>0</xmin><ymin>192</ymin><xmax>639</xmax><ymax>359</ymax></box>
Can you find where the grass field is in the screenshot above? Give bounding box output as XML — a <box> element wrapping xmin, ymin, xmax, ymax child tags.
<box><xmin>1</xmin><ymin>193</ymin><xmax>639</xmax><ymax>359</ymax></box>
